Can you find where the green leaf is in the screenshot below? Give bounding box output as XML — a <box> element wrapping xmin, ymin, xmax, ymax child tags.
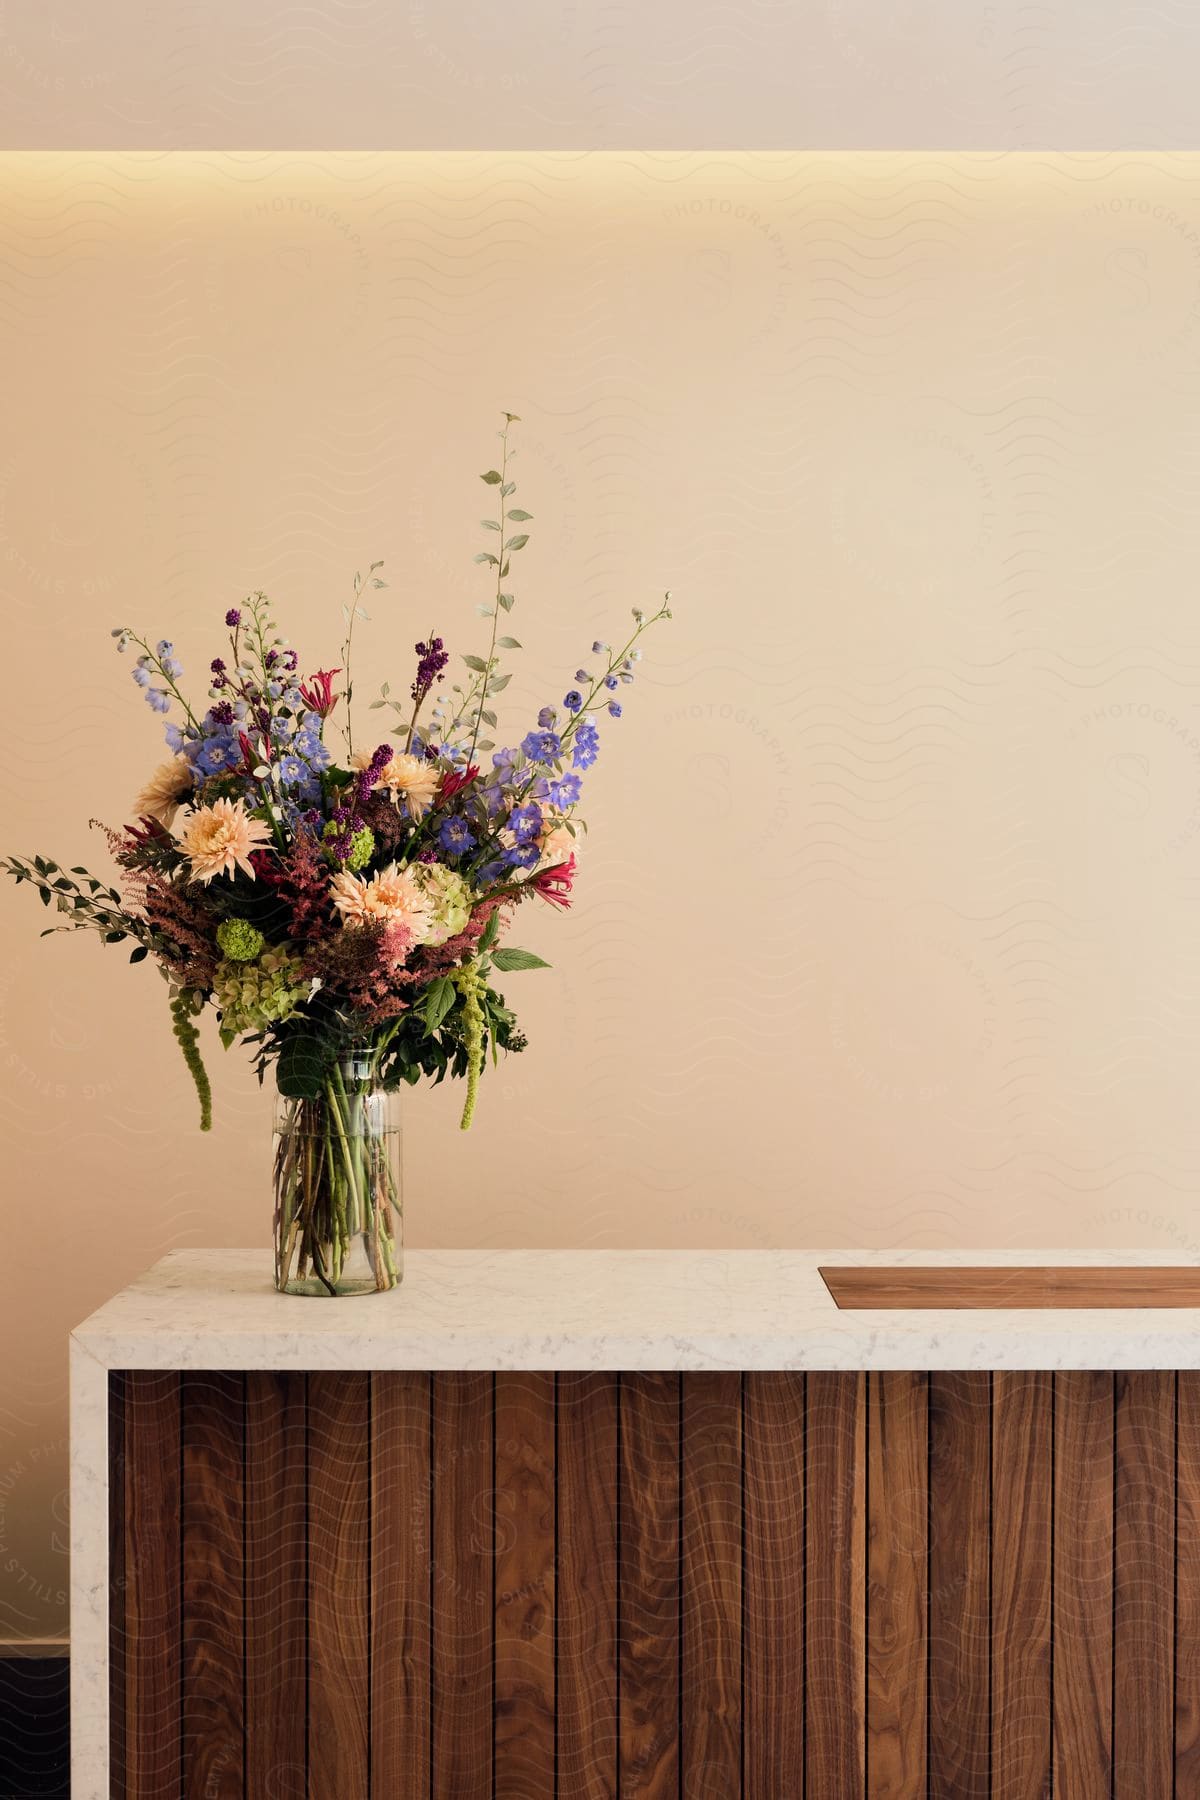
<box><xmin>506</xmin><ymin>509</ymin><xmax>533</xmax><ymax>522</ymax></box>
<box><xmin>129</xmin><ymin>945</ymin><xmax>149</xmax><ymax>964</ymax></box>
<box><xmin>505</xmin><ymin>533</ymin><xmax>530</xmax><ymax>552</ymax></box>
<box><xmin>489</xmin><ymin>672</ymin><xmax>512</xmax><ymax>692</ymax></box>
<box><xmin>473</xmin><ymin>552</ymin><xmax>499</xmax><ymax>567</ymax></box>
<box><xmin>38</xmin><ymin>887</ymin><xmax>51</xmax><ymax>906</ymax></box>
<box><xmin>492</xmin><ymin>947</ymin><xmax>551</xmax><ymax>972</ymax></box>
<box><xmin>480</xmin><ymin>470</ymin><xmax>503</xmax><ymax>484</ymax></box>
<box><xmin>276</xmin><ymin>1035</ymin><xmax>326</xmax><ymax>1100</ymax></box>
<box><xmin>482</xmin><ymin>519</ymin><xmax>501</xmax><ymax>531</ymax></box>
<box><xmin>498</xmin><ymin>594</ymin><xmax>515</xmax><ymax>612</ymax></box>
<box><xmin>463</xmin><ymin>654</ymin><xmax>490</xmax><ymax>673</ymax></box>
<box><xmin>422</xmin><ymin>976</ymin><xmax>456</xmax><ymax>1032</ymax></box>
<box><xmin>498</xmin><ymin>636</ymin><xmax>522</xmax><ymax>649</ymax></box>
<box><xmin>478</xmin><ymin>910</ymin><xmax>501</xmax><ymax>952</ymax></box>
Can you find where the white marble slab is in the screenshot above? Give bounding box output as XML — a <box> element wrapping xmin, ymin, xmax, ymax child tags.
<box><xmin>70</xmin><ymin>1245</ymin><xmax>1200</xmax><ymax>1794</ymax></box>
<box><xmin>74</xmin><ymin>1246</ymin><xmax>1200</xmax><ymax>1374</ymax></box>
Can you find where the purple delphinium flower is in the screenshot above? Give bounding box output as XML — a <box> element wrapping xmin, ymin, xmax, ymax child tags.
<box><xmin>608</xmin><ymin>702</ymin><xmax>623</xmax><ymax>719</ymax></box>
<box><xmin>225</xmin><ymin>608</ymin><xmax>241</xmax><ymax>627</ymax></box>
<box><xmin>132</xmin><ymin>663</ymin><xmax>152</xmax><ymax>688</ymax></box>
<box><xmin>591</xmin><ymin>640</ymin><xmax>607</xmax><ymax>655</ymax></box>
<box><xmin>502</xmin><ymin>843</ymin><xmax>541</xmax><ymax>873</ymax></box>
<box><xmin>521</xmin><ymin>728</ymin><xmax>561</xmax><ymax>764</ymax></box>
<box><xmin>148</xmin><ymin>690</ymin><xmax>171</xmax><ymax>714</ymax></box>
<box><xmin>547</xmin><ymin>771</ymin><xmax>582</xmax><ymax>809</ymax></box>
<box><xmin>563</xmin><ymin>690</ymin><xmax>583</xmax><ymax>713</ymax></box>
<box><xmin>279</xmin><ymin>755</ymin><xmax>307</xmax><ymax>788</ymax></box>
<box><xmin>509</xmin><ymin>802</ymin><xmax>543</xmax><ymax>845</ymax></box>
<box><xmin>572</xmin><ymin>719</ymin><xmax>600</xmax><ymax>770</ymax></box>
<box><xmin>537</xmin><ymin>706</ymin><xmax>557</xmax><ymax>729</ymax></box>
<box><xmin>439</xmin><ymin>816</ymin><xmax>476</xmax><ymax>857</ymax></box>
<box><xmin>605</xmin><ymin>675</ymin><xmax>619</xmax><ymax>691</ymax></box>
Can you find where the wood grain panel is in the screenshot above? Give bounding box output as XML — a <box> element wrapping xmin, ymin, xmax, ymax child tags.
<box><xmin>866</xmin><ymin>1371</ymin><xmax>926</xmax><ymax>1799</ymax></box>
<box><xmin>431</xmin><ymin>1372</ymin><xmax>493</xmax><ymax>1800</ymax></box>
<box><xmin>1177</xmin><ymin>1372</ymin><xmax>1200</xmax><ymax>1787</ymax></box>
<box><xmin>928</xmin><ymin>1371</ymin><xmax>990</xmax><ymax>1800</ymax></box>
<box><xmin>681</xmin><ymin>1371</ymin><xmax>742</xmax><ymax>1800</ymax></box>
<box><xmin>557</xmin><ymin>1373</ymin><xmax>618</xmax><ymax>1800</ymax></box>
<box><xmin>307</xmin><ymin>1372</ymin><xmax>369</xmax><ymax>1797</ymax></box>
<box><xmin>806</xmin><ymin>1371</ymin><xmax>866</xmax><ymax>1798</ymax></box>
<box><xmin>122</xmin><ymin>1371</ymin><xmax>182</xmax><ymax>1800</ymax></box>
<box><xmin>181</xmin><ymin>1372</ymin><xmax>245</xmax><ymax>1800</ymax></box>
<box><xmin>493</xmin><ymin>1372</ymin><xmax>555</xmax><ymax>1798</ymax></box>
<box><xmin>619</xmin><ymin>1372</ymin><xmax>681</xmax><ymax>1799</ymax></box>
<box><xmin>1052</xmin><ymin>1372</ymin><xmax>1113</xmax><ymax>1800</ymax></box>
<box><xmin>245</xmin><ymin>1372</ymin><xmax>307</xmax><ymax>1800</ymax></box>
<box><xmin>990</xmin><ymin>1372</ymin><xmax>1051</xmax><ymax>1800</ymax></box>
<box><xmin>743</xmin><ymin>1372</ymin><xmax>805</xmax><ymax>1799</ymax></box>
<box><xmin>371</xmin><ymin>1372</ymin><xmax>431</xmax><ymax>1798</ymax></box>
<box><xmin>1113</xmin><ymin>1370</ymin><xmax>1175</xmax><ymax>1798</ymax></box>
<box><xmin>111</xmin><ymin>1363</ymin><xmax>1200</xmax><ymax>1798</ymax></box>
<box><xmin>821</xmin><ymin>1264</ymin><xmax>1200</xmax><ymax>1306</ymax></box>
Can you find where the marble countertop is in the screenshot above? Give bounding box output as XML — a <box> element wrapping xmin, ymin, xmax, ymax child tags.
<box><xmin>70</xmin><ymin>1247</ymin><xmax>1200</xmax><ymax>1370</ymax></box>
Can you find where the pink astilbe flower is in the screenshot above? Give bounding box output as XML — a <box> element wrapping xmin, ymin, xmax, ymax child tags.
<box><xmin>140</xmin><ymin>873</ymin><xmax>220</xmax><ymax>987</ymax></box>
<box><xmin>269</xmin><ymin>829</ymin><xmax>335</xmax><ymax>941</ymax></box>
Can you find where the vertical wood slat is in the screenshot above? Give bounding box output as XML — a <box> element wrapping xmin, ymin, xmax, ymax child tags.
<box><xmin>557</xmin><ymin>1373</ymin><xmax>618</xmax><ymax>1800</ymax></box>
<box><xmin>990</xmin><ymin>1371</ymin><xmax>1051</xmax><ymax>1800</ymax></box>
<box><xmin>743</xmin><ymin>1372</ymin><xmax>805</xmax><ymax>1799</ymax></box>
<box><xmin>108</xmin><ymin>1373</ymin><xmax>127</xmax><ymax>1800</ymax></box>
<box><xmin>928</xmin><ymin>1370</ymin><xmax>990</xmax><ymax>1800</ymax></box>
<box><xmin>307</xmin><ymin>1372</ymin><xmax>370</xmax><ymax>1797</ymax></box>
<box><xmin>619</xmin><ymin>1372</ymin><xmax>681</xmax><ymax>1799</ymax></box>
<box><xmin>806</xmin><ymin>1371</ymin><xmax>866</xmax><ymax>1797</ymax></box>
<box><xmin>681</xmin><ymin>1371</ymin><xmax>742</xmax><ymax>1800</ymax></box>
<box><xmin>431</xmin><ymin>1372</ymin><xmax>493</xmax><ymax>1800</ymax></box>
<box><xmin>122</xmin><ymin>1371</ymin><xmax>182</xmax><ymax>1800</ymax></box>
<box><xmin>1177</xmin><ymin>1373</ymin><xmax>1200</xmax><ymax>1786</ymax></box>
<box><xmin>493</xmin><ymin>1372</ymin><xmax>555</xmax><ymax>1798</ymax></box>
<box><xmin>1113</xmin><ymin>1370</ymin><xmax>1175</xmax><ymax>1798</ymax></box>
<box><xmin>866</xmin><ymin>1371</ymin><xmax>926</xmax><ymax>1799</ymax></box>
<box><xmin>371</xmin><ymin>1372</ymin><xmax>432</xmax><ymax>1798</ymax></box>
<box><xmin>181</xmin><ymin>1373</ymin><xmax>245</xmax><ymax>1800</ymax></box>
<box><xmin>245</xmin><ymin>1373</ymin><xmax>307</xmax><ymax>1800</ymax></box>
<box><xmin>1053</xmin><ymin>1372</ymin><xmax>1113</xmax><ymax>1800</ymax></box>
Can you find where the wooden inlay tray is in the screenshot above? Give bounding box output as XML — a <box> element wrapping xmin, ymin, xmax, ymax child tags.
<box><xmin>819</xmin><ymin>1265</ymin><xmax>1200</xmax><ymax>1308</ymax></box>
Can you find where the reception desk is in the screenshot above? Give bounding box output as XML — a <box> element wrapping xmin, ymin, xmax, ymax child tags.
<box><xmin>71</xmin><ymin>1248</ymin><xmax>1200</xmax><ymax>1797</ymax></box>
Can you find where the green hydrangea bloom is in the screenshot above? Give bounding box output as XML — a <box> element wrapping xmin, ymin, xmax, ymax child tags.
<box><xmin>215</xmin><ymin>947</ymin><xmax>309</xmax><ymax>1041</ymax></box>
<box><xmin>322</xmin><ymin>820</ymin><xmax>375</xmax><ymax>871</ymax></box>
<box><xmin>215</xmin><ymin>917</ymin><xmax>265</xmax><ymax>963</ymax></box>
<box><xmin>414</xmin><ymin>863</ymin><xmax>471</xmax><ymax>946</ymax></box>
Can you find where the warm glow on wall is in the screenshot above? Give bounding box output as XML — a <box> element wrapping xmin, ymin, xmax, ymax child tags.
<box><xmin>6</xmin><ymin>148</ymin><xmax>1200</xmax><ymax>1636</ymax></box>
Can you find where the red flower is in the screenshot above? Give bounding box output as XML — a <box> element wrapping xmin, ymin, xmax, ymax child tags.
<box><xmin>439</xmin><ymin>763</ymin><xmax>479</xmax><ymax>803</ymax></box>
<box><xmin>532</xmin><ymin>854</ymin><xmax>575</xmax><ymax>909</ymax></box>
<box><xmin>298</xmin><ymin>668</ymin><xmax>341</xmax><ymax>718</ymax></box>
<box><xmin>238</xmin><ymin>730</ymin><xmax>258</xmax><ymax>775</ymax></box>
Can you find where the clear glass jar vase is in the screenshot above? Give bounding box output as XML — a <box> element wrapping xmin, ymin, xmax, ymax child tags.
<box><xmin>272</xmin><ymin>1048</ymin><xmax>402</xmax><ymax>1296</ymax></box>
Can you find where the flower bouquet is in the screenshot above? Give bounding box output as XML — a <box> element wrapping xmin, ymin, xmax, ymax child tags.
<box><xmin>4</xmin><ymin>417</ymin><xmax>670</xmax><ymax>1294</ymax></box>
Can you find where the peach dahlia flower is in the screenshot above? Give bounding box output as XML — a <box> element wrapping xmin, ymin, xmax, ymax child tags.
<box><xmin>180</xmin><ymin>797</ymin><xmax>272</xmax><ymax>883</ymax></box>
<box><xmin>330</xmin><ymin>862</ymin><xmax>433</xmax><ymax>937</ymax></box>
<box><xmin>351</xmin><ymin>749</ymin><xmax>439</xmax><ymax>819</ymax></box>
<box><xmin>132</xmin><ymin>756</ymin><xmax>194</xmax><ymax>828</ymax></box>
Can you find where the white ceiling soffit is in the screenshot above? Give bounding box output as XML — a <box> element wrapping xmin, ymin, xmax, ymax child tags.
<box><xmin>1</xmin><ymin>0</ymin><xmax>1199</xmax><ymax>149</ymax></box>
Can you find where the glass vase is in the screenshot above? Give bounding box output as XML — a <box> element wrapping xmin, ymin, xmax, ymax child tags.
<box><xmin>272</xmin><ymin>1049</ymin><xmax>402</xmax><ymax>1296</ymax></box>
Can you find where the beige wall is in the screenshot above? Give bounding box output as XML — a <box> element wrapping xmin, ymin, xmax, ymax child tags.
<box><xmin>5</xmin><ymin>149</ymin><xmax>1200</xmax><ymax>1635</ymax></box>
<box><xmin>2</xmin><ymin>2</ymin><xmax>1200</xmax><ymax>149</ymax></box>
